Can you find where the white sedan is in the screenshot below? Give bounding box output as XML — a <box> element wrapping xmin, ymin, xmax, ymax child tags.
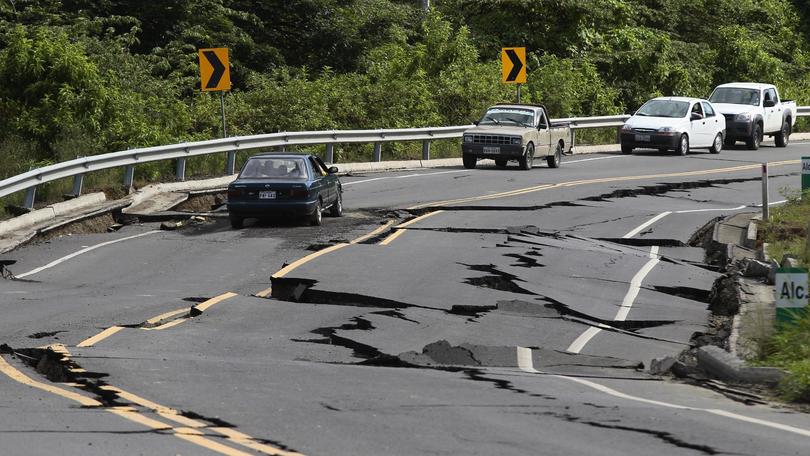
<box><xmin>620</xmin><ymin>97</ymin><xmax>726</xmax><ymax>155</ymax></box>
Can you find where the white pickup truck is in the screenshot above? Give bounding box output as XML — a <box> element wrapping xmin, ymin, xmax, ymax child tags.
<box><xmin>707</xmin><ymin>82</ymin><xmax>796</xmax><ymax>149</ymax></box>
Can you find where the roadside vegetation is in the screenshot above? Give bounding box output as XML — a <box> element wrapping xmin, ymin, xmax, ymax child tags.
<box><xmin>759</xmin><ymin>192</ymin><xmax>810</xmax><ymax>402</ymax></box>
<box><xmin>1</xmin><ymin>0</ymin><xmax>810</xmax><ymax>207</ymax></box>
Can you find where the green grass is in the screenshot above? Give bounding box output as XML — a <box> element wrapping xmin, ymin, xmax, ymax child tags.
<box><xmin>760</xmin><ymin>191</ymin><xmax>810</xmax><ymax>402</ymax></box>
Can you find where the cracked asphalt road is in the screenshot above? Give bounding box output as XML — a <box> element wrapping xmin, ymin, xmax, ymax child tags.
<box><xmin>2</xmin><ymin>145</ymin><xmax>810</xmax><ymax>455</ymax></box>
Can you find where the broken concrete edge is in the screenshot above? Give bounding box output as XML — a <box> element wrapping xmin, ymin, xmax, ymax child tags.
<box><xmin>687</xmin><ymin>212</ymin><xmax>789</xmax><ymax>385</ymax></box>
<box><xmin>0</xmin><ymin>192</ymin><xmax>107</xmax><ymax>238</ymax></box>
<box><xmin>696</xmin><ymin>345</ymin><xmax>786</xmax><ymax>385</ymax></box>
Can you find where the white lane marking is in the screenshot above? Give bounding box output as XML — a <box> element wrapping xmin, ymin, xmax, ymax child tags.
<box><xmin>516</xmin><ymin>347</ymin><xmax>810</xmax><ymax>438</ymax></box>
<box><xmin>615</xmin><ymin>246</ymin><xmax>660</xmax><ymax>321</ymax></box>
<box><xmin>753</xmin><ymin>199</ymin><xmax>788</xmax><ymax>208</ymax></box>
<box><xmin>675</xmin><ymin>205</ymin><xmax>747</xmax><ymax>214</ymax></box>
<box><xmin>343</xmin><ymin>170</ymin><xmax>468</xmax><ymax>186</ymax></box>
<box><xmin>622</xmin><ymin>212</ymin><xmax>672</xmax><ymax>238</ymax></box>
<box><xmin>566</xmin><ymin>155</ymin><xmax>630</xmax><ymax>164</ymax></box>
<box><xmin>17</xmin><ymin>231</ymin><xmax>162</xmax><ymax>278</ymax></box>
<box><xmin>567</xmin><ymin>245</ymin><xmax>660</xmax><ymax>354</ymax></box>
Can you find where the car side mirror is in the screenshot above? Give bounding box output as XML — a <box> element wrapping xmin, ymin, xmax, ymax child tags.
<box><xmin>538</xmin><ymin>123</ymin><xmax>547</xmax><ymax>130</ymax></box>
<box><xmin>626</xmin><ymin>110</ymin><xmax>636</xmax><ymax>116</ymax></box>
<box><xmin>328</xmin><ymin>166</ymin><xmax>338</xmax><ymax>174</ymax></box>
<box><xmin>690</xmin><ymin>112</ymin><xmax>704</xmax><ymax>121</ymax></box>
<box><xmin>473</xmin><ymin>120</ymin><xmax>479</xmax><ymax>126</ymax></box>
<box><xmin>763</xmin><ymin>99</ymin><xmax>776</xmax><ymax>107</ymax></box>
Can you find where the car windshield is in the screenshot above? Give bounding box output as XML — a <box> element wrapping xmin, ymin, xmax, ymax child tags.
<box><xmin>635</xmin><ymin>100</ymin><xmax>689</xmax><ymax>118</ymax></box>
<box><xmin>479</xmin><ymin>108</ymin><xmax>535</xmax><ymax>127</ymax></box>
<box><xmin>708</xmin><ymin>88</ymin><xmax>760</xmax><ymax>106</ymax></box>
<box><xmin>239</xmin><ymin>158</ymin><xmax>309</xmax><ymax>179</ymax></box>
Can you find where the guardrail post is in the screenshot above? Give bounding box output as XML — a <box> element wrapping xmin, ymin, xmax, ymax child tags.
<box><xmin>23</xmin><ymin>187</ymin><xmax>36</xmax><ymax>210</ymax></box>
<box><xmin>123</xmin><ymin>165</ymin><xmax>135</xmax><ymax>192</ymax></box>
<box><xmin>373</xmin><ymin>142</ymin><xmax>382</xmax><ymax>162</ymax></box>
<box><xmin>762</xmin><ymin>162</ymin><xmax>770</xmax><ymax>220</ymax></box>
<box><xmin>422</xmin><ymin>140</ymin><xmax>431</xmax><ymax>160</ymax></box>
<box><xmin>71</xmin><ymin>174</ymin><xmax>84</xmax><ymax>197</ymax></box>
<box><xmin>325</xmin><ymin>143</ymin><xmax>334</xmax><ymax>163</ymax></box>
<box><xmin>616</xmin><ymin>126</ymin><xmax>622</xmax><ymax>144</ymax></box>
<box><xmin>570</xmin><ymin>129</ymin><xmax>576</xmax><ymax>154</ymax></box>
<box><xmin>226</xmin><ymin>151</ymin><xmax>236</xmax><ymax>175</ymax></box>
<box><xmin>176</xmin><ymin>158</ymin><xmax>186</xmax><ymax>181</ymax></box>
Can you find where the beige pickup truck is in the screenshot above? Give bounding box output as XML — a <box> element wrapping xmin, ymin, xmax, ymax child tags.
<box><xmin>461</xmin><ymin>104</ymin><xmax>570</xmax><ymax>170</ymax></box>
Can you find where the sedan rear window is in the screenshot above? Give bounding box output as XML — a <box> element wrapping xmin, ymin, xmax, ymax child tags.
<box><xmin>635</xmin><ymin>100</ymin><xmax>689</xmax><ymax>118</ymax></box>
<box><xmin>240</xmin><ymin>158</ymin><xmax>309</xmax><ymax>179</ymax></box>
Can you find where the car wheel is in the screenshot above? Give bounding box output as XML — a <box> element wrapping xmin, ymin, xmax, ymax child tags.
<box><xmin>547</xmin><ymin>142</ymin><xmax>562</xmax><ymax>168</ymax></box>
<box><xmin>330</xmin><ymin>191</ymin><xmax>343</xmax><ymax>217</ymax></box>
<box><xmin>775</xmin><ymin>119</ymin><xmax>791</xmax><ymax>147</ymax></box>
<box><xmin>709</xmin><ymin>133</ymin><xmax>723</xmax><ymax>154</ymax></box>
<box><xmin>462</xmin><ymin>154</ymin><xmax>476</xmax><ymax>169</ymax></box>
<box><xmin>746</xmin><ymin>123</ymin><xmax>761</xmax><ymax>150</ymax></box>
<box><xmin>229</xmin><ymin>216</ymin><xmax>243</xmax><ymax>229</ymax></box>
<box><xmin>310</xmin><ymin>200</ymin><xmax>323</xmax><ymax>226</ymax></box>
<box><xmin>518</xmin><ymin>143</ymin><xmax>534</xmax><ymax>170</ymax></box>
<box><xmin>621</xmin><ymin>145</ymin><xmax>633</xmax><ymax>155</ymax></box>
<box><xmin>494</xmin><ymin>159</ymin><xmax>508</xmax><ymax>168</ymax></box>
<box><xmin>676</xmin><ymin>134</ymin><xmax>689</xmax><ymax>156</ymax></box>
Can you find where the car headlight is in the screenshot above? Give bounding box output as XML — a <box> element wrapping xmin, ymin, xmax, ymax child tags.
<box><xmin>735</xmin><ymin>112</ymin><xmax>752</xmax><ymax>122</ymax></box>
<box><xmin>658</xmin><ymin>126</ymin><xmax>676</xmax><ymax>132</ymax></box>
<box><xmin>511</xmin><ymin>137</ymin><xmax>521</xmax><ymax>145</ymax></box>
<box><xmin>463</xmin><ymin>135</ymin><xmax>473</xmax><ymax>143</ymax></box>
<box><xmin>621</xmin><ymin>124</ymin><xmax>633</xmax><ymax>132</ymax></box>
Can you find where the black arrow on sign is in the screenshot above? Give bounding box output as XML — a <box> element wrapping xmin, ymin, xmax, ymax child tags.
<box><xmin>203</xmin><ymin>50</ymin><xmax>226</xmax><ymax>89</ymax></box>
<box><xmin>505</xmin><ymin>49</ymin><xmax>523</xmax><ymax>82</ymax></box>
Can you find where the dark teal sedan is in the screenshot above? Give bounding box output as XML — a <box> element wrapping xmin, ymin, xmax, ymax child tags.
<box><xmin>226</xmin><ymin>154</ymin><xmax>342</xmax><ymax>228</ymax></box>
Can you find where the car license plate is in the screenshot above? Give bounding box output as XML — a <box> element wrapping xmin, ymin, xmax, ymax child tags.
<box><xmin>635</xmin><ymin>134</ymin><xmax>651</xmax><ymax>142</ymax></box>
<box><xmin>259</xmin><ymin>191</ymin><xmax>276</xmax><ymax>199</ymax></box>
<box><xmin>483</xmin><ymin>146</ymin><xmax>500</xmax><ymax>154</ymax></box>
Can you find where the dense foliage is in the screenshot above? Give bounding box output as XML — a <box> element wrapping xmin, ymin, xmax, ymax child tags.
<box><xmin>0</xmin><ymin>0</ymin><xmax>808</xmax><ymax>191</ymax></box>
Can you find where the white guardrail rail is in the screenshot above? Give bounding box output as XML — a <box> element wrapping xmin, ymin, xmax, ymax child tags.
<box><xmin>1</xmin><ymin>110</ymin><xmax>807</xmax><ymax>209</ymax></box>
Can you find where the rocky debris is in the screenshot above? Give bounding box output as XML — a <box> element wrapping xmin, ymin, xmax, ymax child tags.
<box><xmin>696</xmin><ymin>346</ymin><xmax>785</xmax><ymax>385</ymax></box>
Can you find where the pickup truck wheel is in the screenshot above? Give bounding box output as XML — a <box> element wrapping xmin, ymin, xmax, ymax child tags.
<box><xmin>746</xmin><ymin>123</ymin><xmax>761</xmax><ymax>150</ymax></box>
<box><xmin>709</xmin><ymin>133</ymin><xmax>723</xmax><ymax>154</ymax></box>
<box><xmin>462</xmin><ymin>154</ymin><xmax>476</xmax><ymax>169</ymax></box>
<box><xmin>621</xmin><ymin>145</ymin><xmax>633</xmax><ymax>155</ymax></box>
<box><xmin>518</xmin><ymin>143</ymin><xmax>534</xmax><ymax>170</ymax></box>
<box><xmin>775</xmin><ymin>119</ymin><xmax>791</xmax><ymax>147</ymax></box>
<box><xmin>494</xmin><ymin>159</ymin><xmax>508</xmax><ymax>168</ymax></box>
<box><xmin>547</xmin><ymin>142</ymin><xmax>562</xmax><ymax>168</ymax></box>
<box><xmin>676</xmin><ymin>134</ymin><xmax>689</xmax><ymax>156</ymax></box>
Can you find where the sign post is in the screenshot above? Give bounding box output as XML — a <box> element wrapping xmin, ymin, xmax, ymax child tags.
<box><xmin>501</xmin><ymin>47</ymin><xmax>526</xmax><ymax>103</ymax></box>
<box><xmin>775</xmin><ymin>267</ymin><xmax>808</xmax><ymax>324</ymax></box>
<box><xmin>198</xmin><ymin>48</ymin><xmax>234</xmax><ymax>173</ymax></box>
<box><xmin>802</xmin><ymin>157</ymin><xmax>810</xmax><ymax>195</ymax></box>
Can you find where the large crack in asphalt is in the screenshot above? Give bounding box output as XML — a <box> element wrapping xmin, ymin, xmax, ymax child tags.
<box><xmin>0</xmin><ymin>344</ymin><xmax>303</xmax><ymax>453</ymax></box>
<box><xmin>528</xmin><ymin>410</ymin><xmax>721</xmax><ymax>455</ymax></box>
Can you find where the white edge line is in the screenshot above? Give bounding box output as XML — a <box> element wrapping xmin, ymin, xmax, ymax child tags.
<box><xmin>517</xmin><ymin>347</ymin><xmax>810</xmax><ymax>438</ymax></box>
<box><xmin>17</xmin><ymin>230</ymin><xmax>162</xmax><ymax>278</ymax></box>
<box><xmin>675</xmin><ymin>205</ymin><xmax>747</xmax><ymax>214</ymax></box>
<box><xmin>343</xmin><ymin>169</ymin><xmax>468</xmax><ymax>186</ymax></box>
<box><xmin>566</xmin><ymin>155</ymin><xmax>630</xmax><ymax>164</ymax></box>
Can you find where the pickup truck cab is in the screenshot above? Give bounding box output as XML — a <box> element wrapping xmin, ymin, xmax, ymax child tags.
<box><xmin>461</xmin><ymin>104</ymin><xmax>569</xmax><ymax>170</ymax></box>
<box><xmin>708</xmin><ymin>83</ymin><xmax>796</xmax><ymax>149</ymax></box>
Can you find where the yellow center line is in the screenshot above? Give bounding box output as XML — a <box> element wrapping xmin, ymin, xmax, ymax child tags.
<box><xmin>349</xmin><ymin>219</ymin><xmax>398</xmax><ymax>244</ymax></box>
<box><xmin>378</xmin><ymin>211</ymin><xmax>444</xmax><ymax>246</ymax></box>
<box><xmin>255</xmin><ymin>287</ymin><xmax>273</xmax><ymax>298</ymax></box>
<box><xmin>272</xmin><ymin>243</ymin><xmax>349</xmax><ymax>279</ymax></box>
<box><xmin>194</xmin><ymin>292</ymin><xmax>239</xmax><ymax>313</ymax></box>
<box><xmin>77</xmin><ymin>326</ymin><xmax>125</xmax><ymax>348</ymax></box>
<box><xmin>0</xmin><ymin>355</ymin><xmax>102</xmax><ymax>407</ymax></box>
<box><xmin>102</xmin><ymin>385</ymin><xmax>302</xmax><ymax>455</ymax></box>
<box><xmin>145</xmin><ymin>308</ymin><xmax>189</xmax><ymax>325</ymax></box>
<box><xmin>407</xmin><ymin>160</ymin><xmax>799</xmax><ymax>210</ymax></box>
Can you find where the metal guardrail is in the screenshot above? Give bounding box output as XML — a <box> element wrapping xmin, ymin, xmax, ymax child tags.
<box><xmin>1</xmin><ymin>109</ymin><xmax>808</xmax><ymax>209</ymax></box>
